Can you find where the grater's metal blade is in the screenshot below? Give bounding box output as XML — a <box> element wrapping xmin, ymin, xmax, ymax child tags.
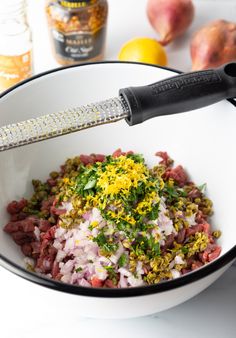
<box><xmin>0</xmin><ymin>97</ymin><xmax>129</xmax><ymax>152</ymax></box>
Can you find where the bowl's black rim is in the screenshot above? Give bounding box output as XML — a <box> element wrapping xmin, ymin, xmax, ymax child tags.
<box><xmin>0</xmin><ymin>60</ymin><xmax>236</xmax><ymax>298</ymax></box>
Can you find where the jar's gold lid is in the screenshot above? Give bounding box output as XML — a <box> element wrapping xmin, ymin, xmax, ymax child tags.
<box><xmin>59</xmin><ymin>0</ymin><xmax>97</xmax><ymax>8</ymax></box>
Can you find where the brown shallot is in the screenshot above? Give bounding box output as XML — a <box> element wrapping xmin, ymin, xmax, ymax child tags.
<box><xmin>146</xmin><ymin>0</ymin><xmax>195</xmax><ymax>45</ymax></box>
<box><xmin>190</xmin><ymin>20</ymin><xmax>236</xmax><ymax>70</ymax></box>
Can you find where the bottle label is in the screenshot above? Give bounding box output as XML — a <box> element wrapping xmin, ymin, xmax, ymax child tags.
<box><xmin>51</xmin><ymin>27</ymin><xmax>106</xmax><ymax>61</ymax></box>
<box><xmin>59</xmin><ymin>1</ymin><xmax>95</xmax><ymax>8</ymax></box>
<box><xmin>0</xmin><ymin>51</ymin><xmax>32</xmax><ymax>92</ymax></box>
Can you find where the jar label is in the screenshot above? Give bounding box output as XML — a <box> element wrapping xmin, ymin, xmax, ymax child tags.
<box><xmin>51</xmin><ymin>27</ymin><xmax>106</xmax><ymax>61</ymax></box>
<box><xmin>0</xmin><ymin>51</ymin><xmax>32</xmax><ymax>92</ymax></box>
<box><xmin>59</xmin><ymin>1</ymin><xmax>96</xmax><ymax>8</ymax></box>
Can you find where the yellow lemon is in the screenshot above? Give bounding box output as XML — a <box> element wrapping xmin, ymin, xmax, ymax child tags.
<box><xmin>118</xmin><ymin>37</ymin><xmax>168</xmax><ymax>66</ymax></box>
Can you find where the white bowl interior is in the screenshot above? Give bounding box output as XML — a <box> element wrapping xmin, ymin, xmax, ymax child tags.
<box><xmin>0</xmin><ymin>62</ymin><xmax>236</xmax><ymax>267</ymax></box>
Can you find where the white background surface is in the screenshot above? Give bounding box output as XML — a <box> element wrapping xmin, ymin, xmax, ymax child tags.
<box><xmin>27</xmin><ymin>0</ymin><xmax>236</xmax><ymax>73</ymax></box>
<box><xmin>1</xmin><ymin>0</ymin><xmax>236</xmax><ymax>337</ymax></box>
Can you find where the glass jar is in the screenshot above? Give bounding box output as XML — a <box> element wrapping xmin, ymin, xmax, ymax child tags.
<box><xmin>0</xmin><ymin>0</ymin><xmax>33</xmax><ymax>92</ymax></box>
<box><xmin>45</xmin><ymin>0</ymin><xmax>108</xmax><ymax>65</ymax></box>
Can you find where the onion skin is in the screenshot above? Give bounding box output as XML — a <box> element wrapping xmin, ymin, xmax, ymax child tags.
<box><xmin>191</xmin><ymin>20</ymin><xmax>236</xmax><ymax>70</ymax></box>
<box><xmin>146</xmin><ymin>0</ymin><xmax>195</xmax><ymax>45</ymax></box>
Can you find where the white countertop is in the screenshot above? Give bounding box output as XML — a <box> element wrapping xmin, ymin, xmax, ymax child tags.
<box><xmin>1</xmin><ymin>0</ymin><xmax>236</xmax><ymax>337</ymax></box>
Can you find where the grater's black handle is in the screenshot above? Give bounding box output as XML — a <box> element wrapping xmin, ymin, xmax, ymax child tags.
<box><xmin>119</xmin><ymin>62</ymin><xmax>236</xmax><ymax>126</ymax></box>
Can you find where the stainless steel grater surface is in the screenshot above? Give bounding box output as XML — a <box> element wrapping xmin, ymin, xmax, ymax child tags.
<box><xmin>1</xmin><ymin>62</ymin><xmax>236</xmax><ymax>152</ymax></box>
<box><xmin>0</xmin><ymin>97</ymin><xmax>129</xmax><ymax>152</ymax></box>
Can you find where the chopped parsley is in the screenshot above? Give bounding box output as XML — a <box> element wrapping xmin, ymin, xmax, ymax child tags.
<box><xmin>75</xmin><ymin>267</ymin><xmax>83</xmax><ymax>272</ymax></box>
<box><xmin>118</xmin><ymin>253</ymin><xmax>128</xmax><ymax>267</ymax></box>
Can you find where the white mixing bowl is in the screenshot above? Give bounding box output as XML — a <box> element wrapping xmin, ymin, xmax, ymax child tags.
<box><xmin>0</xmin><ymin>62</ymin><xmax>235</xmax><ymax>319</ymax></box>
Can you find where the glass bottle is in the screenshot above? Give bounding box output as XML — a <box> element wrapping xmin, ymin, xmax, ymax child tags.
<box><xmin>0</xmin><ymin>0</ymin><xmax>33</xmax><ymax>92</ymax></box>
<box><xmin>45</xmin><ymin>0</ymin><xmax>108</xmax><ymax>65</ymax></box>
